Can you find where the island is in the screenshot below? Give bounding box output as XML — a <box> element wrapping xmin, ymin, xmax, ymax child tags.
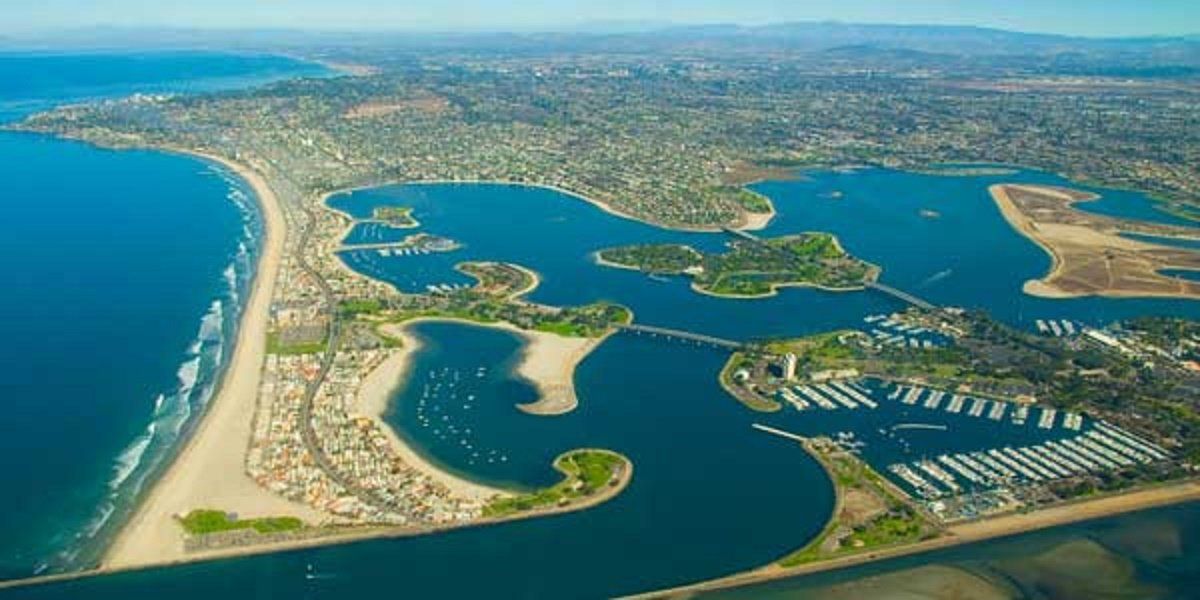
<box><xmin>371</xmin><ymin>205</ymin><xmax>419</xmax><ymax>228</ymax></box>
<box><xmin>596</xmin><ymin>233</ymin><xmax>879</xmax><ymax>298</ymax></box>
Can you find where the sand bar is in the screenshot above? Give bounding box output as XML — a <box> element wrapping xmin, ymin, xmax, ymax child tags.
<box><xmin>989</xmin><ymin>183</ymin><xmax>1200</xmax><ymax>300</ymax></box>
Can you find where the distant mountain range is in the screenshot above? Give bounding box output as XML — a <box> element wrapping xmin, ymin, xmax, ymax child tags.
<box><xmin>3</xmin><ymin>21</ymin><xmax>1198</xmax><ymax>69</ymax></box>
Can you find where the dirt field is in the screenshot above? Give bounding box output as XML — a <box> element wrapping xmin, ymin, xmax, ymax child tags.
<box><xmin>989</xmin><ymin>184</ymin><xmax>1200</xmax><ymax>300</ymax></box>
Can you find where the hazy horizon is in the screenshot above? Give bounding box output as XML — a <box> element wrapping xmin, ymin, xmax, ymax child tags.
<box><xmin>2</xmin><ymin>0</ymin><xmax>1199</xmax><ymax>39</ymax></box>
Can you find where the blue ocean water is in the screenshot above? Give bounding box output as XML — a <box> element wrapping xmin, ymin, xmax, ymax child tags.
<box><xmin>0</xmin><ymin>52</ymin><xmax>327</xmax><ymax>578</ymax></box>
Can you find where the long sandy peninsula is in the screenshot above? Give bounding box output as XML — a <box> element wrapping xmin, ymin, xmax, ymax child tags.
<box><xmin>630</xmin><ymin>480</ymin><xmax>1200</xmax><ymax>598</ymax></box>
<box><xmin>989</xmin><ymin>183</ymin><xmax>1200</xmax><ymax>300</ymax></box>
<box><xmin>103</xmin><ymin>153</ymin><xmax>328</xmax><ymax>569</ymax></box>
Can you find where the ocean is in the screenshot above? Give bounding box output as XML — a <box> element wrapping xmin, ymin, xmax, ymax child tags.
<box><xmin>0</xmin><ymin>51</ymin><xmax>328</xmax><ymax>578</ymax></box>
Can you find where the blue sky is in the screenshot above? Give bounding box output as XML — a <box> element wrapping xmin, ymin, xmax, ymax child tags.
<box><xmin>5</xmin><ymin>0</ymin><xmax>1199</xmax><ymax>37</ymax></box>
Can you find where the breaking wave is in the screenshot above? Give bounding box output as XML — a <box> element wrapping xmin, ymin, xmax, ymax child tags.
<box><xmin>55</xmin><ymin>161</ymin><xmax>264</xmax><ymax>575</ymax></box>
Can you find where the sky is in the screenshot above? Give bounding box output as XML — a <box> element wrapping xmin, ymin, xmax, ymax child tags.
<box><xmin>3</xmin><ymin>0</ymin><xmax>1199</xmax><ymax>37</ymax></box>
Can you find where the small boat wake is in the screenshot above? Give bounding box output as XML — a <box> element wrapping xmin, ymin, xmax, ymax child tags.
<box><xmin>919</xmin><ymin>268</ymin><xmax>953</xmax><ymax>288</ymax></box>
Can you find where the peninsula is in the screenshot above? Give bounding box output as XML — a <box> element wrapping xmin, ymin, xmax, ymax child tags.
<box><xmin>990</xmin><ymin>183</ymin><xmax>1200</xmax><ymax>299</ymax></box>
<box><xmin>39</xmin><ymin>147</ymin><xmax>635</xmax><ymax>574</ymax></box>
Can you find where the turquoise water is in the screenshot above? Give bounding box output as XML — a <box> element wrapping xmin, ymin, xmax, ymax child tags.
<box><xmin>0</xmin><ymin>52</ymin><xmax>327</xmax><ymax>578</ymax></box>
<box><xmin>5</xmin><ymin>58</ymin><xmax>1200</xmax><ymax>597</ymax></box>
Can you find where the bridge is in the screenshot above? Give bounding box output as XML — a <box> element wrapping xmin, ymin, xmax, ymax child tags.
<box><xmin>719</xmin><ymin>226</ymin><xmax>762</xmax><ymax>243</ymax></box>
<box><xmin>337</xmin><ymin>241</ymin><xmax>417</xmax><ymax>252</ymax></box>
<box><xmin>865</xmin><ymin>281</ymin><xmax>937</xmax><ymax>310</ymax></box>
<box><xmin>614</xmin><ymin>323</ymin><xmax>746</xmax><ymax>350</ymax></box>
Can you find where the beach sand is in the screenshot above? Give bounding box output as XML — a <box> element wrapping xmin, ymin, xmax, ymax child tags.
<box><xmin>356</xmin><ymin>325</ymin><xmax>505</xmax><ymax>501</ymax></box>
<box><xmin>377</xmin><ymin>318</ymin><xmax>605</xmax><ymax>417</ymax></box>
<box><xmin>102</xmin><ymin>154</ymin><xmax>327</xmax><ymax>569</ymax></box>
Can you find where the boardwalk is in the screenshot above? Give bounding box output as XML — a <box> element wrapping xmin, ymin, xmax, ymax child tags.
<box><xmin>614</xmin><ymin>323</ymin><xmax>745</xmax><ymax>350</ymax></box>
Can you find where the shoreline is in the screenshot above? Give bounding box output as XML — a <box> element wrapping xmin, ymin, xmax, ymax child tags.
<box><xmin>0</xmin><ymin>452</ymin><xmax>634</xmax><ymax>593</ymax></box>
<box><xmin>989</xmin><ymin>184</ymin><xmax>1200</xmax><ymax>300</ymax></box>
<box><xmin>321</xmin><ymin>178</ymin><xmax>771</xmax><ymax>233</ymax></box>
<box><xmin>630</xmin><ymin>479</ymin><xmax>1200</xmax><ymax>599</ymax></box>
<box><xmin>378</xmin><ymin>316</ymin><xmax>610</xmax><ymax>417</ymax></box>
<box><xmin>100</xmin><ymin>151</ymin><xmax>329</xmax><ymax>570</ymax></box>
<box><xmin>354</xmin><ymin>326</ymin><xmax>506</xmax><ymax>501</ymax></box>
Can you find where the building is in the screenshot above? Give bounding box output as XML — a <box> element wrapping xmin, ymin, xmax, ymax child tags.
<box><xmin>782</xmin><ymin>353</ymin><xmax>798</xmax><ymax>381</ymax></box>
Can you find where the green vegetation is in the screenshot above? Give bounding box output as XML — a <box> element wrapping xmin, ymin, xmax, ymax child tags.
<box><xmin>178</xmin><ymin>509</ymin><xmax>304</xmax><ymax>536</ymax></box>
<box><xmin>266</xmin><ymin>331</ymin><xmax>327</xmax><ymax>355</ymax></box>
<box><xmin>455</xmin><ymin>261</ymin><xmax>536</xmax><ymax>297</ymax></box>
<box><xmin>372</xmin><ymin>205</ymin><xmax>418</xmax><ymax>227</ymax></box>
<box><xmin>533</xmin><ymin>303</ymin><xmax>633</xmax><ymax>337</ymax></box>
<box><xmin>484</xmin><ymin>450</ymin><xmax>629</xmax><ymax>517</ymax></box>
<box><xmin>727</xmin><ymin>188</ymin><xmax>773</xmax><ymax>214</ymax></box>
<box><xmin>339</xmin><ymin>298</ymin><xmax>384</xmax><ymax>317</ymax></box>
<box><xmin>598</xmin><ymin>244</ymin><xmax>701</xmax><ymax>274</ymax></box>
<box><xmin>383</xmin><ymin>300</ymin><xmax>630</xmax><ymax>339</ymax></box>
<box><xmin>598</xmin><ymin>233</ymin><xmax>877</xmax><ymax>298</ymax></box>
<box><xmin>778</xmin><ymin>439</ymin><xmax>934</xmax><ymax>567</ymax></box>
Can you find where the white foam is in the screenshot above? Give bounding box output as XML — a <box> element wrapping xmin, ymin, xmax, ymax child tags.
<box><xmin>81</xmin><ymin>501</ymin><xmax>115</xmax><ymax>538</ymax></box>
<box><xmin>197</xmin><ymin>300</ymin><xmax>223</xmax><ymax>343</ymax></box>
<box><xmin>109</xmin><ymin>422</ymin><xmax>156</xmax><ymax>490</ymax></box>
<box><xmin>177</xmin><ymin>355</ymin><xmax>202</xmax><ymax>397</ymax></box>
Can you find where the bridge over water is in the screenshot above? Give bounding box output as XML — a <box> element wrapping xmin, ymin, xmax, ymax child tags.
<box><xmin>614</xmin><ymin>323</ymin><xmax>746</xmax><ymax>350</ymax></box>
<box><xmin>864</xmin><ymin>281</ymin><xmax>937</xmax><ymax>310</ymax></box>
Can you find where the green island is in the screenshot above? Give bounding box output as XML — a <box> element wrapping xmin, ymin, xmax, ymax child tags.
<box><xmin>455</xmin><ymin>261</ymin><xmax>537</xmax><ymax>298</ymax></box>
<box><xmin>777</xmin><ymin>436</ymin><xmax>937</xmax><ymax>567</ymax></box>
<box><xmin>484</xmin><ymin>449</ymin><xmax>631</xmax><ymax>517</ymax></box>
<box><xmin>597</xmin><ymin>233</ymin><xmax>878</xmax><ymax>298</ymax></box>
<box><xmin>371</xmin><ymin>205</ymin><xmax>419</xmax><ymax>227</ymax></box>
<box><xmin>178</xmin><ymin>509</ymin><xmax>304</xmax><ymax>536</ymax></box>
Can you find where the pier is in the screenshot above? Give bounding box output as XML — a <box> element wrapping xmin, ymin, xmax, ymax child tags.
<box><xmin>614</xmin><ymin>323</ymin><xmax>745</xmax><ymax>350</ymax></box>
<box><xmin>892</xmin><ymin>423</ymin><xmax>949</xmax><ymax>432</ymax></box>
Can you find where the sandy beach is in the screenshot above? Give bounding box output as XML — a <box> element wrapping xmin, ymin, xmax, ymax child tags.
<box><xmin>356</xmin><ymin>325</ymin><xmax>505</xmax><ymax>501</ymax></box>
<box><xmin>377</xmin><ymin>318</ymin><xmax>607</xmax><ymax>417</ymax></box>
<box><xmin>102</xmin><ymin>153</ymin><xmax>328</xmax><ymax>569</ymax></box>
